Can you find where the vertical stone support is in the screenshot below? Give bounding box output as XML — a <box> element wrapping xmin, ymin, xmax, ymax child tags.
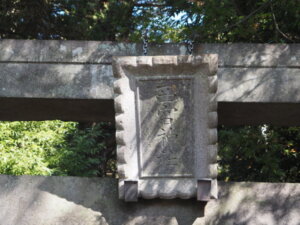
<box><xmin>124</xmin><ymin>180</ymin><xmax>138</xmax><ymax>202</ymax></box>
<box><xmin>112</xmin><ymin>55</ymin><xmax>218</xmax><ymax>201</ymax></box>
<box><xmin>197</xmin><ymin>179</ymin><xmax>212</xmax><ymax>201</ymax></box>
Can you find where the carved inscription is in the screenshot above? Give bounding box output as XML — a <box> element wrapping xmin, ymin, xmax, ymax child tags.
<box><xmin>137</xmin><ymin>78</ymin><xmax>194</xmax><ymax>177</ymax></box>
<box><xmin>156</xmin><ymin>85</ymin><xmax>179</xmax><ymax>168</ymax></box>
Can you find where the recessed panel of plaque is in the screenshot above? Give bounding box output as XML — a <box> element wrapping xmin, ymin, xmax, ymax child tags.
<box><xmin>113</xmin><ymin>55</ymin><xmax>218</xmax><ymax>201</ymax></box>
<box><xmin>139</xmin><ymin>78</ymin><xmax>193</xmax><ymax>178</ymax></box>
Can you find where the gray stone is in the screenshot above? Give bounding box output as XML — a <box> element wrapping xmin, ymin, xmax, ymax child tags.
<box><xmin>197</xmin><ymin>179</ymin><xmax>212</xmax><ymax>201</ymax></box>
<box><xmin>0</xmin><ymin>175</ymin><xmax>205</xmax><ymax>225</ymax></box>
<box><xmin>0</xmin><ymin>63</ymin><xmax>114</xmax><ymax>99</ymax></box>
<box><xmin>0</xmin><ymin>175</ymin><xmax>299</xmax><ymax>225</ymax></box>
<box><xmin>217</xmin><ymin>68</ymin><xmax>300</xmax><ymax>102</ymax></box>
<box><xmin>138</xmin><ymin>78</ymin><xmax>194</xmax><ymax>177</ymax></box>
<box><xmin>124</xmin><ymin>180</ymin><xmax>138</xmax><ymax>202</ymax></box>
<box><xmin>205</xmin><ymin>182</ymin><xmax>300</xmax><ymax>225</ymax></box>
<box><xmin>112</xmin><ymin>55</ymin><xmax>218</xmax><ymax>200</ymax></box>
<box><xmin>0</xmin><ymin>40</ymin><xmax>300</xmax><ymax>125</ymax></box>
<box><xmin>1</xmin><ymin>40</ymin><xmax>299</xmax><ymax>67</ymax></box>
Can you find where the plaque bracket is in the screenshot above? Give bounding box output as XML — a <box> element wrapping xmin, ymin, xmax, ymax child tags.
<box><xmin>124</xmin><ymin>180</ymin><xmax>138</xmax><ymax>202</ymax></box>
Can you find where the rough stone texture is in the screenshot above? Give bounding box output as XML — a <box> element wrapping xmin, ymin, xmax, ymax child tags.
<box><xmin>0</xmin><ymin>40</ymin><xmax>299</xmax><ymax>101</ymax></box>
<box><xmin>0</xmin><ymin>175</ymin><xmax>205</xmax><ymax>225</ymax></box>
<box><xmin>112</xmin><ymin>55</ymin><xmax>218</xmax><ymax>200</ymax></box>
<box><xmin>137</xmin><ymin>78</ymin><xmax>194</xmax><ymax>178</ymax></box>
<box><xmin>0</xmin><ymin>40</ymin><xmax>299</xmax><ymax>66</ymax></box>
<box><xmin>217</xmin><ymin>68</ymin><xmax>300</xmax><ymax>102</ymax></box>
<box><xmin>205</xmin><ymin>182</ymin><xmax>300</xmax><ymax>225</ymax></box>
<box><xmin>0</xmin><ymin>40</ymin><xmax>299</xmax><ymax>125</ymax></box>
<box><xmin>0</xmin><ymin>175</ymin><xmax>299</xmax><ymax>225</ymax></box>
<box><xmin>0</xmin><ymin>63</ymin><xmax>113</xmax><ymax>99</ymax></box>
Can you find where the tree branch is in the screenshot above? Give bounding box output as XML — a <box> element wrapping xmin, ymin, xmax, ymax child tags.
<box><xmin>270</xmin><ymin>1</ymin><xmax>295</xmax><ymax>42</ymax></box>
<box><xmin>224</xmin><ymin>0</ymin><xmax>272</xmax><ymax>33</ymax></box>
<box><xmin>192</xmin><ymin>0</ymin><xmax>273</xmax><ymax>41</ymax></box>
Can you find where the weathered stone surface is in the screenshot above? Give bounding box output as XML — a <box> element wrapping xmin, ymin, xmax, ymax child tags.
<box><xmin>0</xmin><ymin>40</ymin><xmax>300</xmax><ymax>125</ymax></box>
<box><xmin>0</xmin><ymin>175</ymin><xmax>205</xmax><ymax>225</ymax></box>
<box><xmin>0</xmin><ymin>40</ymin><xmax>299</xmax><ymax>67</ymax></box>
<box><xmin>0</xmin><ymin>175</ymin><xmax>299</xmax><ymax>225</ymax></box>
<box><xmin>0</xmin><ymin>39</ymin><xmax>140</xmax><ymax>64</ymax></box>
<box><xmin>113</xmin><ymin>55</ymin><xmax>218</xmax><ymax>200</ymax></box>
<box><xmin>0</xmin><ymin>40</ymin><xmax>299</xmax><ymax>103</ymax></box>
<box><xmin>0</xmin><ymin>63</ymin><xmax>113</xmax><ymax>99</ymax></box>
<box><xmin>138</xmin><ymin>78</ymin><xmax>194</xmax><ymax>177</ymax></box>
<box><xmin>217</xmin><ymin>68</ymin><xmax>300</xmax><ymax>102</ymax></box>
<box><xmin>205</xmin><ymin>182</ymin><xmax>300</xmax><ymax>225</ymax></box>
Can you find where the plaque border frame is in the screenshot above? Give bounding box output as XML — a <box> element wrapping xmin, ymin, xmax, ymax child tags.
<box><xmin>112</xmin><ymin>55</ymin><xmax>218</xmax><ymax>200</ymax></box>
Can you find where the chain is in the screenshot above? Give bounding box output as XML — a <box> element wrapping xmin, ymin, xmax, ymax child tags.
<box><xmin>142</xmin><ymin>29</ymin><xmax>149</xmax><ymax>56</ymax></box>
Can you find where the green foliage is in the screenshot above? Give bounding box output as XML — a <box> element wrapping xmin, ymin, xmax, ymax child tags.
<box><xmin>51</xmin><ymin>122</ymin><xmax>116</xmax><ymax>177</ymax></box>
<box><xmin>0</xmin><ymin>121</ymin><xmax>76</xmax><ymax>175</ymax></box>
<box><xmin>219</xmin><ymin>125</ymin><xmax>300</xmax><ymax>182</ymax></box>
<box><xmin>0</xmin><ymin>0</ymin><xmax>136</xmax><ymax>40</ymax></box>
<box><xmin>0</xmin><ymin>121</ymin><xmax>116</xmax><ymax>177</ymax></box>
<box><xmin>159</xmin><ymin>0</ymin><xmax>300</xmax><ymax>43</ymax></box>
<box><xmin>1</xmin><ymin>0</ymin><xmax>299</xmax><ymax>43</ymax></box>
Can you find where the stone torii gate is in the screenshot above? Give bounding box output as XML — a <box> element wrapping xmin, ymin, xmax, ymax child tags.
<box><xmin>0</xmin><ymin>39</ymin><xmax>299</xmax><ymax>225</ymax></box>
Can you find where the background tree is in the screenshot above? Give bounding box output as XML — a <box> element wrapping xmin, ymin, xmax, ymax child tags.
<box><xmin>0</xmin><ymin>0</ymin><xmax>299</xmax><ymax>181</ymax></box>
<box><xmin>1</xmin><ymin>0</ymin><xmax>298</xmax><ymax>42</ymax></box>
<box><xmin>0</xmin><ymin>121</ymin><xmax>116</xmax><ymax>177</ymax></box>
<box><xmin>0</xmin><ymin>0</ymin><xmax>136</xmax><ymax>40</ymax></box>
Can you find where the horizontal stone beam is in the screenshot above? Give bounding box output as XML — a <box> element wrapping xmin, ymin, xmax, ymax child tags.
<box><xmin>1</xmin><ymin>40</ymin><xmax>299</xmax><ymax>67</ymax></box>
<box><xmin>0</xmin><ymin>175</ymin><xmax>299</xmax><ymax>225</ymax></box>
<box><xmin>0</xmin><ymin>98</ymin><xmax>114</xmax><ymax>122</ymax></box>
<box><xmin>0</xmin><ymin>63</ymin><xmax>114</xmax><ymax>99</ymax></box>
<box><xmin>218</xmin><ymin>67</ymin><xmax>300</xmax><ymax>126</ymax></box>
<box><xmin>1</xmin><ymin>64</ymin><xmax>299</xmax><ymax>102</ymax></box>
<box><xmin>0</xmin><ymin>40</ymin><xmax>299</xmax><ymax>125</ymax></box>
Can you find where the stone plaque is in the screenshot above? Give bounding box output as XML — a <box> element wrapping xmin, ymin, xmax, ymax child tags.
<box><xmin>138</xmin><ymin>78</ymin><xmax>194</xmax><ymax>177</ymax></box>
<box><xmin>113</xmin><ymin>55</ymin><xmax>218</xmax><ymax>201</ymax></box>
